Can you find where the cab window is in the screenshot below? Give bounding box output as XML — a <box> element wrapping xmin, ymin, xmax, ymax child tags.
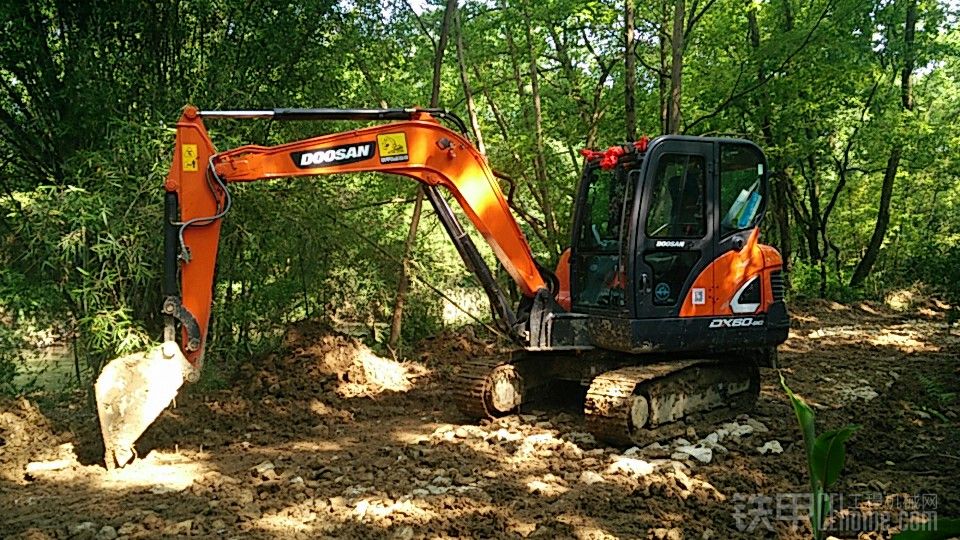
<box><xmin>720</xmin><ymin>144</ymin><xmax>765</xmax><ymax>236</ymax></box>
<box><xmin>574</xmin><ymin>166</ymin><xmax>636</xmax><ymax>310</ymax></box>
<box><xmin>578</xmin><ymin>168</ymin><xmax>629</xmax><ymax>251</ymax></box>
<box><xmin>645</xmin><ymin>154</ymin><xmax>705</xmax><ymax>238</ymax></box>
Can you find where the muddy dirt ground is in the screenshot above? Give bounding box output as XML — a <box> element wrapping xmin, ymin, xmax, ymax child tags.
<box><xmin>2</xmin><ymin>300</ymin><xmax>958</xmax><ymax>539</ymax></box>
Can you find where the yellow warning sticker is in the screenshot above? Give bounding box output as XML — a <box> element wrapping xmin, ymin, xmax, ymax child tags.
<box><xmin>182</xmin><ymin>144</ymin><xmax>199</xmax><ymax>172</ymax></box>
<box><xmin>377</xmin><ymin>133</ymin><xmax>409</xmax><ymax>163</ymax></box>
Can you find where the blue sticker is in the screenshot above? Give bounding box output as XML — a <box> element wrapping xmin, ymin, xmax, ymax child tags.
<box><xmin>655</xmin><ymin>282</ymin><xmax>671</xmax><ymax>301</ymax></box>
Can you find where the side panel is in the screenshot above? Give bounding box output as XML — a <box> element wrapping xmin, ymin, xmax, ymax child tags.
<box><xmin>678</xmin><ymin>227</ymin><xmax>768</xmax><ymax>317</ymax></box>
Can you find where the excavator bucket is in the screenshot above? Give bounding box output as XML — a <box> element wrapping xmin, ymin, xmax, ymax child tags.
<box><xmin>95</xmin><ymin>341</ymin><xmax>192</xmax><ymax>470</ymax></box>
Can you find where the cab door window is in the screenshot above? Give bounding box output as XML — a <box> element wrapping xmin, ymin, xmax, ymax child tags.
<box><xmin>720</xmin><ymin>144</ymin><xmax>765</xmax><ymax>236</ymax></box>
<box><xmin>645</xmin><ymin>154</ymin><xmax>706</xmax><ymax>238</ymax></box>
<box><xmin>574</xmin><ymin>167</ymin><xmax>635</xmax><ymax>309</ymax></box>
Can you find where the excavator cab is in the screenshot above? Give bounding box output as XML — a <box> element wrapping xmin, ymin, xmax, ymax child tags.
<box><xmin>566</xmin><ymin>136</ymin><xmax>788</xmax><ymax>355</ymax></box>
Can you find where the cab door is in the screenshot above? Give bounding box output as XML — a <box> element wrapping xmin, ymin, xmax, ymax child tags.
<box><xmin>633</xmin><ymin>138</ymin><xmax>715</xmax><ymax>318</ymax></box>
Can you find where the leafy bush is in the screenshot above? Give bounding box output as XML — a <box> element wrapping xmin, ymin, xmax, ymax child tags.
<box><xmin>781</xmin><ymin>373</ymin><xmax>860</xmax><ymax>540</ymax></box>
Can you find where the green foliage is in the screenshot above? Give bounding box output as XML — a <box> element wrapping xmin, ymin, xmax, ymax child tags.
<box><xmin>781</xmin><ymin>372</ymin><xmax>861</xmax><ymax>540</ymax></box>
<box><xmin>1</xmin><ymin>0</ymin><xmax>959</xmax><ymax>387</ymax></box>
<box><xmin>892</xmin><ymin>518</ymin><xmax>960</xmax><ymax>539</ymax></box>
<box><xmin>787</xmin><ymin>260</ymin><xmax>860</xmax><ymax>302</ymax></box>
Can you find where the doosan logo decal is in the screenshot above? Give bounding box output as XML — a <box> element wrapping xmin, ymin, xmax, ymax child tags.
<box><xmin>655</xmin><ymin>240</ymin><xmax>685</xmax><ymax>248</ymax></box>
<box><xmin>293</xmin><ymin>142</ymin><xmax>375</xmax><ymax>168</ymax></box>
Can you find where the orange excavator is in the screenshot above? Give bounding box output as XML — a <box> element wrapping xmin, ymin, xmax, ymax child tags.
<box><xmin>95</xmin><ymin>106</ymin><xmax>789</xmax><ymax>469</ymax></box>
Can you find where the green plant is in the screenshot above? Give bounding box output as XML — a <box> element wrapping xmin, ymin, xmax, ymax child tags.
<box><xmin>780</xmin><ymin>372</ymin><xmax>860</xmax><ymax>540</ymax></box>
<box><xmin>892</xmin><ymin>518</ymin><xmax>960</xmax><ymax>539</ymax></box>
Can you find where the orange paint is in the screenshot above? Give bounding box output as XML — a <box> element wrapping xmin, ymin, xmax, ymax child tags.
<box><xmin>165</xmin><ymin>106</ymin><xmax>547</xmax><ymax>365</ymax></box>
<box><xmin>164</xmin><ymin>108</ymin><xmax>219</xmax><ymax>365</ymax></box>
<box><xmin>555</xmin><ymin>248</ymin><xmax>571</xmax><ymax>311</ymax></box>
<box><xmin>678</xmin><ymin>228</ymin><xmax>782</xmax><ymax>317</ymax></box>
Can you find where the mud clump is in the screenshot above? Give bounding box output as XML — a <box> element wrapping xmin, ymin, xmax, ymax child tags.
<box><xmin>0</xmin><ymin>397</ymin><xmax>64</xmax><ymax>484</ymax></box>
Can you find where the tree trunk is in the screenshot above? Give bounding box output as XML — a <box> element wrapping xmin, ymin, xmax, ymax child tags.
<box><xmin>523</xmin><ymin>3</ymin><xmax>561</xmax><ymax>258</ymax></box>
<box><xmin>389</xmin><ymin>0</ymin><xmax>458</xmax><ymax>352</ymax></box>
<box><xmin>624</xmin><ymin>0</ymin><xmax>637</xmax><ymax>141</ymax></box>
<box><xmin>745</xmin><ymin>4</ymin><xmax>793</xmax><ymax>277</ymax></box>
<box><xmin>659</xmin><ymin>0</ymin><xmax>670</xmax><ymax>134</ymax></box>
<box><xmin>389</xmin><ymin>192</ymin><xmax>425</xmax><ymax>350</ymax></box>
<box><xmin>849</xmin><ymin>147</ymin><xmax>901</xmax><ymax>288</ymax></box>
<box><xmin>849</xmin><ymin>0</ymin><xmax>916</xmax><ymax>288</ymax></box>
<box><xmin>455</xmin><ymin>13</ymin><xmax>485</xmax><ymax>155</ymax></box>
<box><xmin>667</xmin><ymin>0</ymin><xmax>685</xmax><ymax>134</ymax></box>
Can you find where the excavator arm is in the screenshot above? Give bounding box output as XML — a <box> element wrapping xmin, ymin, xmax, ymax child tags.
<box><xmin>166</xmin><ymin>106</ymin><xmax>550</xmax><ymax>368</ymax></box>
<box><xmin>96</xmin><ymin>105</ymin><xmax>561</xmax><ymax>469</ymax></box>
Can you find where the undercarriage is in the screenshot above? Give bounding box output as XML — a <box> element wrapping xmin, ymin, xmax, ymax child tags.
<box><xmin>452</xmin><ymin>351</ymin><xmax>762</xmax><ymax>446</ymax></box>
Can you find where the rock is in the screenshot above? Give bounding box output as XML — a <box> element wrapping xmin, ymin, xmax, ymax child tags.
<box><xmin>697</xmin><ymin>433</ymin><xmax>727</xmax><ymax>454</ymax></box>
<box><xmin>95</xmin><ymin>525</ymin><xmax>117</xmax><ymax>540</ymax></box>
<box><xmin>565</xmin><ymin>431</ymin><xmax>597</xmax><ymax>446</ymax></box>
<box><xmin>745</xmin><ymin>418</ymin><xmax>769</xmax><ymax>433</ymax></box>
<box><xmin>675</xmin><ymin>445</ymin><xmax>713</xmax><ymax>463</ymax></box>
<box><xmin>579</xmin><ymin>471</ymin><xmax>605</xmax><ymax>485</ymax></box>
<box><xmin>757</xmin><ymin>440</ymin><xmax>783</xmax><ymax>454</ymax></box>
<box><xmin>606</xmin><ymin>457</ymin><xmax>655</xmax><ymax>477</ymax></box>
<box><xmin>720</xmin><ymin>422</ymin><xmax>754</xmax><ymax>439</ymax></box>
<box><xmin>431</xmin><ymin>475</ymin><xmax>452</xmax><ymax>487</ymax></box>
<box><xmin>642</xmin><ymin>442</ymin><xmax>669</xmax><ymax>454</ymax></box>
<box><xmin>116</xmin><ymin>523</ymin><xmax>138</xmax><ymax>536</ymax></box>
<box><xmin>69</xmin><ymin>522</ymin><xmax>98</xmax><ymax>540</ymax></box>
<box><xmin>651</xmin><ymin>527</ymin><xmax>683</xmax><ymax>540</ymax></box>
<box><xmin>393</xmin><ymin>526</ymin><xmax>415</xmax><ymax>540</ymax></box>
<box><xmin>165</xmin><ymin>520</ymin><xmax>192</xmax><ymax>535</ymax></box>
<box><xmin>489</xmin><ymin>428</ymin><xmax>523</xmax><ymax>443</ymax></box>
<box><xmin>253</xmin><ymin>461</ymin><xmax>275</xmax><ymax>474</ymax></box>
<box><xmin>25</xmin><ymin>459</ymin><xmax>74</xmax><ymax>475</ymax></box>
<box><xmin>685</xmin><ymin>426</ymin><xmax>698</xmax><ymax>439</ymax></box>
<box><xmin>353</xmin><ymin>500</ymin><xmax>370</xmax><ymax>519</ymax></box>
<box><xmin>526</xmin><ymin>480</ymin><xmax>551</xmax><ymax>494</ymax></box>
<box><xmin>426</xmin><ymin>484</ymin><xmax>448</xmax><ymax>495</ymax></box>
<box><xmin>560</xmin><ymin>442</ymin><xmax>583</xmax><ymax>460</ymax></box>
<box><xmin>624</xmin><ymin>446</ymin><xmax>641</xmax><ymax>456</ymax></box>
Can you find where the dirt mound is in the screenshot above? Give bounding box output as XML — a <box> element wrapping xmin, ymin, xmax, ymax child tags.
<box><xmin>254</xmin><ymin>321</ymin><xmax>429</xmax><ymax>398</ymax></box>
<box><xmin>0</xmin><ymin>398</ymin><xmax>65</xmax><ymax>484</ymax></box>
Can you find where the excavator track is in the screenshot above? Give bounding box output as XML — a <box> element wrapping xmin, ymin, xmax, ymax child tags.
<box><xmin>584</xmin><ymin>360</ymin><xmax>760</xmax><ymax>447</ymax></box>
<box><xmin>453</xmin><ymin>353</ymin><xmax>553</xmax><ymax>418</ymax></box>
<box><xmin>453</xmin><ymin>356</ymin><xmax>513</xmax><ymax>418</ymax></box>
